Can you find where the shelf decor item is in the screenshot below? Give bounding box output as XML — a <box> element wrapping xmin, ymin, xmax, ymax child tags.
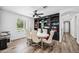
<box><xmin>40</xmin><ymin>20</ymin><xmax>44</xmax><ymax>33</ymax></box>
<box><xmin>40</xmin><ymin>18</ymin><xmax>45</xmax><ymax>33</ymax></box>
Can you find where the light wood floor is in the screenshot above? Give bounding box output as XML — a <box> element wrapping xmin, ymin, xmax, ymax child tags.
<box><xmin>0</xmin><ymin>33</ymin><xmax>79</xmax><ymax>53</ymax></box>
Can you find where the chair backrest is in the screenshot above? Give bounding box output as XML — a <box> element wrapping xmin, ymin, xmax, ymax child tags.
<box><xmin>31</xmin><ymin>30</ymin><xmax>41</xmax><ymax>43</ymax></box>
<box><xmin>37</xmin><ymin>28</ymin><xmax>41</xmax><ymax>34</ymax></box>
<box><xmin>42</xmin><ymin>30</ymin><xmax>55</xmax><ymax>44</ymax></box>
<box><xmin>48</xmin><ymin>30</ymin><xmax>55</xmax><ymax>40</ymax></box>
<box><xmin>43</xmin><ymin>29</ymin><xmax>47</xmax><ymax>34</ymax></box>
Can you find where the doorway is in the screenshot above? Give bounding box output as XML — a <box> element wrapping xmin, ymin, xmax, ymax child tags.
<box><xmin>64</xmin><ymin>21</ymin><xmax>70</xmax><ymax>34</ymax></box>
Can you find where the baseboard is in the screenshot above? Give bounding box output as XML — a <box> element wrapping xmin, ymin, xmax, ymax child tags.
<box><xmin>10</xmin><ymin>37</ymin><xmax>26</xmax><ymax>42</ymax></box>
<box><xmin>64</xmin><ymin>32</ymin><xmax>70</xmax><ymax>34</ymax></box>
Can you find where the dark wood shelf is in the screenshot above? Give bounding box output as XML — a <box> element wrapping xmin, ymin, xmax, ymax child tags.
<box><xmin>34</xmin><ymin>13</ymin><xmax>59</xmax><ymax>41</ymax></box>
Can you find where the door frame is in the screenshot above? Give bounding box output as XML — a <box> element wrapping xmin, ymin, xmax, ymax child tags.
<box><xmin>64</xmin><ymin>21</ymin><xmax>70</xmax><ymax>34</ymax></box>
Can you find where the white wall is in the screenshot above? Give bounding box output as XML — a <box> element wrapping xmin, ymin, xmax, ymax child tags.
<box><xmin>60</xmin><ymin>14</ymin><xmax>71</xmax><ymax>42</ymax></box>
<box><xmin>64</xmin><ymin>22</ymin><xmax>70</xmax><ymax>32</ymax></box>
<box><xmin>70</xmin><ymin>16</ymin><xmax>76</xmax><ymax>38</ymax></box>
<box><xmin>62</xmin><ymin>14</ymin><xmax>71</xmax><ymax>32</ymax></box>
<box><xmin>0</xmin><ymin>11</ymin><xmax>2</xmax><ymax>31</ymax></box>
<box><xmin>60</xmin><ymin>12</ymin><xmax>79</xmax><ymax>43</ymax></box>
<box><xmin>60</xmin><ymin>13</ymin><xmax>78</xmax><ymax>42</ymax></box>
<box><xmin>76</xmin><ymin>14</ymin><xmax>79</xmax><ymax>44</ymax></box>
<box><xmin>0</xmin><ymin>10</ymin><xmax>34</xmax><ymax>40</ymax></box>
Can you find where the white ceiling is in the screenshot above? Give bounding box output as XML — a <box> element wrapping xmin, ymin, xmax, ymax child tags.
<box><xmin>1</xmin><ymin>6</ymin><xmax>79</xmax><ymax>17</ymax></box>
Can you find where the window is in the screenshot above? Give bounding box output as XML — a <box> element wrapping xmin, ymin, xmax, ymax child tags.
<box><xmin>16</xmin><ymin>18</ymin><xmax>24</xmax><ymax>31</ymax></box>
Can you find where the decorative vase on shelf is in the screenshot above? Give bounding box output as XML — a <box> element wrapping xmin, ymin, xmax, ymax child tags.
<box><xmin>40</xmin><ymin>20</ymin><xmax>44</xmax><ymax>33</ymax></box>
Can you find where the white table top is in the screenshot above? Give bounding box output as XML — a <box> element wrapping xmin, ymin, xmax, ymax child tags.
<box><xmin>37</xmin><ymin>33</ymin><xmax>49</xmax><ymax>38</ymax></box>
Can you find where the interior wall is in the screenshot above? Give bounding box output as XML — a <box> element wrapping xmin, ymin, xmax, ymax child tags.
<box><xmin>0</xmin><ymin>11</ymin><xmax>2</xmax><ymax>31</ymax></box>
<box><xmin>0</xmin><ymin>10</ymin><xmax>34</xmax><ymax>40</ymax></box>
<box><xmin>76</xmin><ymin>14</ymin><xmax>79</xmax><ymax>44</ymax></box>
<box><xmin>60</xmin><ymin>14</ymin><xmax>71</xmax><ymax>42</ymax></box>
<box><xmin>60</xmin><ymin>13</ymin><xmax>78</xmax><ymax>42</ymax></box>
<box><xmin>70</xmin><ymin>16</ymin><xmax>76</xmax><ymax>38</ymax></box>
<box><xmin>64</xmin><ymin>22</ymin><xmax>70</xmax><ymax>33</ymax></box>
<box><xmin>61</xmin><ymin>13</ymin><xmax>79</xmax><ymax>43</ymax></box>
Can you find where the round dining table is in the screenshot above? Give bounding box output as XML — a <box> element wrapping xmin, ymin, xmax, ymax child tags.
<box><xmin>37</xmin><ymin>33</ymin><xmax>49</xmax><ymax>48</ymax></box>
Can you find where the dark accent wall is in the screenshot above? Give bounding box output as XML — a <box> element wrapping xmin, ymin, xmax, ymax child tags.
<box><xmin>34</xmin><ymin>13</ymin><xmax>59</xmax><ymax>41</ymax></box>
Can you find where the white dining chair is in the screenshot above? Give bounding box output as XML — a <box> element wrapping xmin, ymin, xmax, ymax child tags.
<box><xmin>26</xmin><ymin>30</ymin><xmax>32</xmax><ymax>46</ymax></box>
<box><xmin>31</xmin><ymin>30</ymin><xmax>41</xmax><ymax>47</ymax></box>
<box><xmin>42</xmin><ymin>30</ymin><xmax>55</xmax><ymax>45</ymax></box>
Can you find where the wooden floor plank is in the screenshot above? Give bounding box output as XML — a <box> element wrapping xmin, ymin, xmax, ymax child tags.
<box><xmin>0</xmin><ymin>33</ymin><xmax>79</xmax><ymax>53</ymax></box>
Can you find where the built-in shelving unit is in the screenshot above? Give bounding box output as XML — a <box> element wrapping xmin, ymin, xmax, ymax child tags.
<box><xmin>34</xmin><ymin>13</ymin><xmax>59</xmax><ymax>41</ymax></box>
<box><xmin>34</xmin><ymin>18</ymin><xmax>39</xmax><ymax>30</ymax></box>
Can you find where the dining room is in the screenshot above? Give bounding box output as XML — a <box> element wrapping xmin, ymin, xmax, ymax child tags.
<box><xmin>0</xmin><ymin>6</ymin><xmax>79</xmax><ymax>53</ymax></box>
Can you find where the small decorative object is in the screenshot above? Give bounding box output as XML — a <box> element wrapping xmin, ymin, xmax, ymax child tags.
<box><xmin>40</xmin><ymin>20</ymin><xmax>44</xmax><ymax>33</ymax></box>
